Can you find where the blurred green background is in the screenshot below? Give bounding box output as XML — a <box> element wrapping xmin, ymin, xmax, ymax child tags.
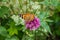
<box><xmin>0</xmin><ymin>0</ymin><xmax>60</xmax><ymax>40</ymax></box>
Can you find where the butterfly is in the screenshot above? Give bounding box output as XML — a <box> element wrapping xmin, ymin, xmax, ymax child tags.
<box><xmin>19</xmin><ymin>13</ymin><xmax>35</xmax><ymax>22</ymax></box>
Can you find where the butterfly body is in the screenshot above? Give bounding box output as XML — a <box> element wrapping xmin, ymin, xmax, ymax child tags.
<box><xmin>19</xmin><ymin>13</ymin><xmax>35</xmax><ymax>22</ymax></box>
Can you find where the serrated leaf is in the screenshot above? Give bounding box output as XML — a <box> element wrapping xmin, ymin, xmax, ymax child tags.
<box><xmin>8</xmin><ymin>27</ymin><xmax>18</xmax><ymax>36</ymax></box>
<box><xmin>41</xmin><ymin>21</ymin><xmax>52</xmax><ymax>34</ymax></box>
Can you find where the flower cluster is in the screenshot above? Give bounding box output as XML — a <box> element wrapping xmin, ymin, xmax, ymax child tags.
<box><xmin>25</xmin><ymin>17</ymin><xmax>40</xmax><ymax>30</ymax></box>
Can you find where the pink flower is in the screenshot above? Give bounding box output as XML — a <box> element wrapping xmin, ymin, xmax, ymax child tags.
<box><xmin>25</xmin><ymin>17</ymin><xmax>40</xmax><ymax>30</ymax></box>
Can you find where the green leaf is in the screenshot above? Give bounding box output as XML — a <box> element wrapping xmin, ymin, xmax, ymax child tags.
<box><xmin>8</xmin><ymin>26</ymin><xmax>18</xmax><ymax>36</ymax></box>
<box><xmin>50</xmin><ymin>0</ymin><xmax>59</xmax><ymax>6</ymax></box>
<box><xmin>39</xmin><ymin>11</ymin><xmax>50</xmax><ymax>21</ymax></box>
<box><xmin>45</xmin><ymin>19</ymin><xmax>53</xmax><ymax>22</ymax></box>
<box><xmin>0</xmin><ymin>6</ymin><xmax>10</xmax><ymax>17</ymax></box>
<box><xmin>5</xmin><ymin>36</ymin><xmax>19</xmax><ymax>40</ymax></box>
<box><xmin>9</xmin><ymin>21</ymin><xmax>15</xmax><ymax>27</ymax></box>
<box><xmin>42</xmin><ymin>0</ymin><xmax>59</xmax><ymax>6</ymax></box>
<box><xmin>39</xmin><ymin>12</ymin><xmax>46</xmax><ymax>20</ymax></box>
<box><xmin>42</xmin><ymin>0</ymin><xmax>50</xmax><ymax>6</ymax></box>
<box><xmin>0</xmin><ymin>26</ymin><xmax>8</xmax><ymax>37</ymax></box>
<box><xmin>41</xmin><ymin>21</ymin><xmax>52</xmax><ymax>34</ymax></box>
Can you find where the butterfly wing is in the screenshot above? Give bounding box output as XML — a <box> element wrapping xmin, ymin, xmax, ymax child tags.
<box><xmin>22</xmin><ymin>13</ymin><xmax>35</xmax><ymax>22</ymax></box>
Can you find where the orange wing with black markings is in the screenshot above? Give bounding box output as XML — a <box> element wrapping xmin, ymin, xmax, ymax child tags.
<box><xmin>20</xmin><ymin>13</ymin><xmax>35</xmax><ymax>22</ymax></box>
